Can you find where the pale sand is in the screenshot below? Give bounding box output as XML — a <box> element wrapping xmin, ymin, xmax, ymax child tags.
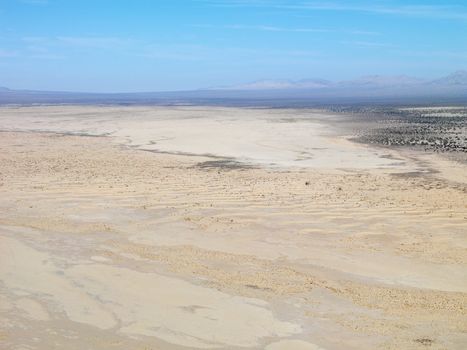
<box><xmin>0</xmin><ymin>105</ymin><xmax>411</xmax><ymax>169</ymax></box>
<box><xmin>0</xmin><ymin>106</ymin><xmax>466</xmax><ymax>349</ymax></box>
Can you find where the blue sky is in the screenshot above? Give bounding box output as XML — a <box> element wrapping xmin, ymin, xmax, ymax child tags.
<box><xmin>0</xmin><ymin>0</ymin><xmax>466</xmax><ymax>92</ymax></box>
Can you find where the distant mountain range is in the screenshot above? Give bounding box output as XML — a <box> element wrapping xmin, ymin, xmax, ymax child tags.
<box><xmin>1</xmin><ymin>71</ymin><xmax>466</xmax><ymax>106</ymax></box>
<box><xmin>212</xmin><ymin>71</ymin><xmax>467</xmax><ymax>90</ymax></box>
<box><xmin>429</xmin><ymin>70</ymin><xmax>467</xmax><ymax>86</ymax></box>
<box><xmin>215</xmin><ymin>78</ymin><xmax>333</xmax><ymax>90</ymax></box>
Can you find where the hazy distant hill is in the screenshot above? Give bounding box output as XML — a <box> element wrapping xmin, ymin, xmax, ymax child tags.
<box><xmin>215</xmin><ymin>78</ymin><xmax>332</xmax><ymax>90</ymax></box>
<box><xmin>338</xmin><ymin>75</ymin><xmax>425</xmax><ymax>88</ymax></box>
<box><xmin>1</xmin><ymin>71</ymin><xmax>466</xmax><ymax>106</ymax></box>
<box><xmin>215</xmin><ymin>71</ymin><xmax>467</xmax><ymax>91</ymax></box>
<box><xmin>430</xmin><ymin>70</ymin><xmax>467</xmax><ymax>86</ymax></box>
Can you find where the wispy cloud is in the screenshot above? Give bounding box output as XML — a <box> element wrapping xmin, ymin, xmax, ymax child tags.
<box><xmin>24</xmin><ymin>43</ymin><xmax>65</xmax><ymax>59</ymax></box>
<box><xmin>295</xmin><ymin>3</ymin><xmax>467</xmax><ymax>20</ymax></box>
<box><xmin>194</xmin><ymin>23</ymin><xmax>381</xmax><ymax>36</ymax></box>
<box><xmin>30</xmin><ymin>53</ymin><xmax>64</xmax><ymax>59</ymax></box>
<box><xmin>224</xmin><ymin>24</ymin><xmax>332</xmax><ymax>32</ymax></box>
<box><xmin>136</xmin><ymin>44</ymin><xmax>206</xmax><ymax>61</ymax></box>
<box><xmin>137</xmin><ymin>43</ymin><xmax>322</xmax><ymax>63</ymax></box>
<box><xmin>200</xmin><ymin>0</ymin><xmax>467</xmax><ymax>21</ymax></box>
<box><xmin>19</xmin><ymin>35</ymin><xmax>321</xmax><ymax>63</ymax></box>
<box><xmin>342</xmin><ymin>40</ymin><xmax>395</xmax><ymax>48</ymax></box>
<box><xmin>347</xmin><ymin>30</ymin><xmax>380</xmax><ymax>36</ymax></box>
<box><xmin>392</xmin><ymin>50</ymin><xmax>467</xmax><ymax>60</ymax></box>
<box><xmin>19</xmin><ymin>36</ymin><xmax>135</xmax><ymax>58</ymax></box>
<box><xmin>195</xmin><ymin>23</ymin><xmax>383</xmax><ymax>37</ymax></box>
<box><xmin>23</xmin><ymin>36</ymin><xmax>134</xmax><ymax>49</ymax></box>
<box><xmin>56</xmin><ymin>36</ymin><xmax>134</xmax><ymax>49</ymax></box>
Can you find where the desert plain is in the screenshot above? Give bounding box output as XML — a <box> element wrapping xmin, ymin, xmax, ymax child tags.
<box><xmin>0</xmin><ymin>105</ymin><xmax>466</xmax><ymax>349</ymax></box>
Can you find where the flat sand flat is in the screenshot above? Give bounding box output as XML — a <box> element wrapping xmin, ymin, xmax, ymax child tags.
<box><xmin>0</xmin><ymin>106</ymin><xmax>466</xmax><ymax>349</ymax></box>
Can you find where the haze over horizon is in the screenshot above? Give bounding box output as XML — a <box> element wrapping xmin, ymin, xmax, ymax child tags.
<box><xmin>1</xmin><ymin>0</ymin><xmax>466</xmax><ymax>93</ymax></box>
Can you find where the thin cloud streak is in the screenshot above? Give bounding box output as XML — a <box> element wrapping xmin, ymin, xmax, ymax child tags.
<box><xmin>224</xmin><ymin>24</ymin><xmax>332</xmax><ymax>32</ymax></box>
<box><xmin>293</xmin><ymin>3</ymin><xmax>467</xmax><ymax>21</ymax></box>
<box><xmin>342</xmin><ymin>41</ymin><xmax>396</xmax><ymax>48</ymax></box>
<box><xmin>391</xmin><ymin>50</ymin><xmax>467</xmax><ymax>60</ymax></box>
<box><xmin>138</xmin><ymin>44</ymin><xmax>322</xmax><ymax>62</ymax></box>
<box><xmin>18</xmin><ymin>35</ymin><xmax>323</xmax><ymax>62</ymax></box>
<box><xmin>201</xmin><ymin>0</ymin><xmax>467</xmax><ymax>21</ymax></box>
<box><xmin>346</xmin><ymin>30</ymin><xmax>380</xmax><ymax>36</ymax></box>
<box><xmin>56</xmin><ymin>36</ymin><xmax>134</xmax><ymax>49</ymax></box>
<box><xmin>20</xmin><ymin>36</ymin><xmax>135</xmax><ymax>56</ymax></box>
<box><xmin>194</xmin><ymin>24</ymin><xmax>379</xmax><ymax>35</ymax></box>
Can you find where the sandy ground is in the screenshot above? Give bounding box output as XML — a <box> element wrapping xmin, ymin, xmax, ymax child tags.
<box><xmin>0</xmin><ymin>106</ymin><xmax>466</xmax><ymax>350</ymax></box>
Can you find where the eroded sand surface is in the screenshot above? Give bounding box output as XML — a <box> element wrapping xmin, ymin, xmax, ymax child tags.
<box><xmin>0</xmin><ymin>106</ymin><xmax>466</xmax><ymax>349</ymax></box>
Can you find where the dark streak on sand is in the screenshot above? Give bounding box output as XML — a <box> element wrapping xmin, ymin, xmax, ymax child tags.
<box><xmin>196</xmin><ymin>159</ymin><xmax>256</xmax><ymax>171</ymax></box>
